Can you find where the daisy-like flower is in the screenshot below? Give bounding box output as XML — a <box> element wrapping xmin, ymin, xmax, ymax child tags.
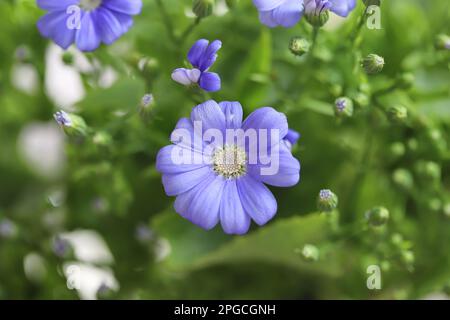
<box><xmin>36</xmin><ymin>0</ymin><xmax>143</xmax><ymax>51</ymax></box>
<box><xmin>252</xmin><ymin>0</ymin><xmax>356</xmax><ymax>28</ymax></box>
<box><xmin>171</xmin><ymin>39</ymin><xmax>222</xmax><ymax>92</ymax></box>
<box><xmin>156</xmin><ymin>100</ymin><xmax>300</xmax><ymax>235</ymax></box>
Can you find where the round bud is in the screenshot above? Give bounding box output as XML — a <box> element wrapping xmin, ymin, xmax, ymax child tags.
<box><xmin>392</xmin><ymin>168</ymin><xmax>414</xmax><ymax>191</ymax></box>
<box><xmin>317</xmin><ymin>189</ymin><xmax>338</xmax><ymax>212</ymax></box>
<box><xmin>365</xmin><ymin>206</ymin><xmax>390</xmax><ymax>227</ymax></box>
<box><xmin>306</xmin><ymin>10</ymin><xmax>329</xmax><ymax>27</ymax></box>
<box><xmin>289</xmin><ymin>37</ymin><xmax>310</xmax><ymax>57</ymax></box>
<box><xmin>193</xmin><ymin>0</ymin><xmax>214</xmax><ymax>18</ymax></box>
<box><xmin>62</xmin><ymin>52</ymin><xmax>74</xmax><ymax>65</ymax></box>
<box><xmin>415</xmin><ymin>161</ymin><xmax>441</xmax><ymax>183</ymax></box>
<box><xmin>361</xmin><ymin>54</ymin><xmax>385</xmax><ymax>75</ymax></box>
<box><xmin>53</xmin><ymin>110</ymin><xmax>88</xmax><ymax>137</ymax></box>
<box><xmin>389</xmin><ymin>142</ymin><xmax>406</xmax><ymax>160</ymax></box>
<box><xmin>300</xmin><ymin>244</ymin><xmax>319</xmax><ymax>262</ymax></box>
<box><xmin>387</xmin><ymin>105</ymin><xmax>408</xmax><ymax>123</ymax></box>
<box><xmin>334</xmin><ymin>97</ymin><xmax>354</xmax><ymax>118</ymax></box>
<box><xmin>354</xmin><ymin>92</ymin><xmax>370</xmax><ymax>108</ymax></box>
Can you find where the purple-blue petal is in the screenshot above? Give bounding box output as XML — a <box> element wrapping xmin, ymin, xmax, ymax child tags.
<box><xmin>329</xmin><ymin>0</ymin><xmax>356</xmax><ymax>17</ymax></box>
<box><xmin>253</xmin><ymin>0</ymin><xmax>286</xmax><ymax>11</ymax></box>
<box><xmin>198</xmin><ymin>40</ymin><xmax>222</xmax><ymax>71</ymax></box>
<box><xmin>220</xmin><ymin>180</ymin><xmax>251</xmax><ymax>235</ymax></box>
<box><xmin>237</xmin><ymin>176</ymin><xmax>277</xmax><ymax>226</ymax></box>
<box><xmin>37</xmin><ymin>0</ymin><xmax>79</xmax><ymax>10</ymax></box>
<box><xmin>102</xmin><ymin>0</ymin><xmax>143</xmax><ymax>15</ymax></box>
<box><xmin>284</xmin><ymin>129</ymin><xmax>301</xmax><ymax>146</ymax></box>
<box><xmin>156</xmin><ymin>145</ymin><xmax>207</xmax><ymax>174</ymax></box>
<box><xmin>190</xmin><ymin>100</ymin><xmax>226</xmax><ymax>133</ymax></box>
<box><xmin>199</xmin><ymin>72</ymin><xmax>221</xmax><ymax>92</ymax></box>
<box><xmin>248</xmin><ymin>143</ymin><xmax>300</xmax><ymax>187</ymax></box>
<box><xmin>242</xmin><ymin>107</ymin><xmax>289</xmax><ymax>141</ymax></box>
<box><xmin>75</xmin><ymin>11</ymin><xmax>102</xmax><ymax>52</ymax></box>
<box><xmin>161</xmin><ymin>166</ymin><xmax>212</xmax><ymax>196</ymax></box>
<box><xmin>270</xmin><ymin>0</ymin><xmax>304</xmax><ymax>28</ymax></box>
<box><xmin>187</xmin><ymin>39</ymin><xmax>209</xmax><ymax>68</ymax></box>
<box><xmin>219</xmin><ymin>101</ymin><xmax>243</xmax><ymax>129</ymax></box>
<box><xmin>37</xmin><ymin>10</ymin><xmax>76</xmax><ymax>50</ymax></box>
<box><xmin>95</xmin><ymin>7</ymin><xmax>124</xmax><ymax>45</ymax></box>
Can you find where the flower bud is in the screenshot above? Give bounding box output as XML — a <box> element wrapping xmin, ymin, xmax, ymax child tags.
<box><xmin>396</xmin><ymin>72</ymin><xmax>415</xmax><ymax>90</ymax></box>
<box><xmin>306</xmin><ymin>9</ymin><xmax>329</xmax><ymax>27</ymax></box>
<box><xmin>140</xmin><ymin>93</ymin><xmax>154</xmax><ymax>110</ymax></box>
<box><xmin>365</xmin><ymin>206</ymin><xmax>389</xmax><ymax>227</ymax></box>
<box><xmin>354</xmin><ymin>92</ymin><xmax>370</xmax><ymax>108</ymax></box>
<box><xmin>334</xmin><ymin>97</ymin><xmax>354</xmax><ymax>118</ymax></box>
<box><xmin>300</xmin><ymin>244</ymin><xmax>319</xmax><ymax>262</ymax></box>
<box><xmin>435</xmin><ymin>34</ymin><xmax>450</xmax><ymax>51</ymax></box>
<box><xmin>415</xmin><ymin>161</ymin><xmax>441</xmax><ymax>183</ymax></box>
<box><xmin>0</xmin><ymin>218</ymin><xmax>18</xmax><ymax>239</ymax></box>
<box><xmin>317</xmin><ymin>189</ymin><xmax>338</xmax><ymax>212</ymax></box>
<box><xmin>289</xmin><ymin>37</ymin><xmax>310</xmax><ymax>57</ymax></box>
<box><xmin>387</xmin><ymin>105</ymin><xmax>408</xmax><ymax>123</ymax></box>
<box><xmin>53</xmin><ymin>110</ymin><xmax>88</xmax><ymax>137</ymax></box>
<box><xmin>388</xmin><ymin>142</ymin><xmax>406</xmax><ymax>160</ymax></box>
<box><xmin>52</xmin><ymin>236</ymin><xmax>73</xmax><ymax>259</ymax></box>
<box><xmin>361</xmin><ymin>54</ymin><xmax>384</xmax><ymax>75</ymax></box>
<box><xmin>193</xmin><ymin>0</ymin><xmax>214</xmax><ymax>18</ymax></box>
<box><xmin>392</xmin><ymin>168</ymin><xmax>414</xmax><ymax>191</ymax></box>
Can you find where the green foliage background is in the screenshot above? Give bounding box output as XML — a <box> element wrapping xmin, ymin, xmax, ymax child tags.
<box><xmin>0</xmin><ymin>0</ymin><xmax>449</xmax><ymax>299</ymax></box>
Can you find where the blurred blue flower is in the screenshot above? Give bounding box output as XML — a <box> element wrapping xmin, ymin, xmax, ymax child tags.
<box><xmin>36</xmin><ymin>0</ymin><xmax>142</xmax><ymax>51</ymax></box>
<box><xmin>253</xmin><ymin>0</ymin><xmax>356</xmax><ymax>28</ymax></box>
<box><xmin>172</xmin><ymin>39</ymin><xmax>222</xmax><ymax>92</ymax></box>
<box><xmin>156</xmin><ymin>100</ymin><xmax>300</xmax><ymax>235</ymax></box>
<box><xmin>54</xmin><ymin>110</ymin><xmax>72</xmax><ymax>127</ymax></box>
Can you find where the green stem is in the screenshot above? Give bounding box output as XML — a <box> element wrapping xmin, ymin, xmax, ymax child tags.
<box><xmin>179</xmin><ymin>17</ymin><xmax>202</xmax><ymax>45</ymax></box>
<box><xmin>349</xmin><ymin>6</ymin><xmax>368</xmax><ymax>47</ymax></box>
<box><xmin>310</xmin><ymin>26</ymin><xmax>320</xmax><ymax>57</ymax></box>
<box><xmin>155</xmin><ymin>0</ymin><xmax>178</xmax><ymax>45</ymax></box>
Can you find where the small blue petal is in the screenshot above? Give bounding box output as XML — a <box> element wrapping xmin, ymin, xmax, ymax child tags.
<box><xmin>199</xmin><ymin>72</ymin><xmax>221</xmax><ymax>92</ymax></box>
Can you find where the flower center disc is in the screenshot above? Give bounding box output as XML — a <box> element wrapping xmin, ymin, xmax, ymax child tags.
<box><xmin>212</xmin><ymin>145</ymin><xmax>247</xmax><ymax>179</ymax></box>
<box><xmin>79</xmin><ymin>0</ymin><xmax>102</xmax><ymax>11</ymax></box>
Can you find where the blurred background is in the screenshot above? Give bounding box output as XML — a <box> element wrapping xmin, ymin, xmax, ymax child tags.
<box><xmin>0</xmin><ymin>0</ymin><xmax>449</xmax><ymax>299</ymax></box>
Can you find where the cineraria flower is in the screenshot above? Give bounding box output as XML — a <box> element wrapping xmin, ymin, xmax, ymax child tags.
<box><xmin>252</xmin><ymin>0</ymin><xmax>356</xmax><ymax>28</ymax></box>
<box><xmin>172</xmin><ymin>39</ymin><xmax>222</xmax><ymax>92</ymax></box>
<box><xmin>156</xmin><ymin>100</ymin><xmax>300</xmax><ymax>235</ymax></box>
<box><xmin>37</xmin><ymin>0</ymin><xmax>143</xmax><ymax>51</ymax></box>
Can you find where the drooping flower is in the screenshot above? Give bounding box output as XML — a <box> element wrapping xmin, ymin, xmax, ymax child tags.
<box><xmin>36</xmin><ymin>0</ymin><xmax>143</xmax><ymax>51</ymax></box>
<box><xmin>252</xmin><ymin>0</ymin><xmax>356</xmax><ymax>28</ymax></box>
<box><xmin>156</xmin><ymin>100</ymin><xmax>300</xmax><ymax>235</ymax></box>
<box><xmin>172</xmin><ymin>39</ymin><xmax>222</xmax><ymax>92</ymax></box>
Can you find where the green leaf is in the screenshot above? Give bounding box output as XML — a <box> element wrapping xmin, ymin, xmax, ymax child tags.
<box><xmin>153</xmin><ymin>211</ymin><xmax>341</xmax><ymax>277</ymax></box>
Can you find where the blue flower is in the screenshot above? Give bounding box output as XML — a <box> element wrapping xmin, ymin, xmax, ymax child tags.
<box><xmin>172</xmin><ymin>39</ymin><xmax>222</xmax><ymax>92</ymax></box>
<box><xmin>253</xmin><ymin>0</ymin><xmax>356</xmax><ymax>28</ymax></box>
<box><xmin>36</xmin><ymin>0</ymin><xmax>143</xmax><ymax>51</ymax></box>
<box><xmin>156</xmin><ymin>100</ymin><xmax>300</xmax><ymax>235</ymax></box>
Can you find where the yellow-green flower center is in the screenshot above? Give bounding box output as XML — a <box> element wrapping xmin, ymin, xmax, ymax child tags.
<box><xmin>79</xmin><ymin>0</ymin><xmax>102</xmax><ymax>11</ymax></box>
<box><xmin>212</xmin><ymin>145</ymin><xmax>247</xmax><ymax>179</ymax></box>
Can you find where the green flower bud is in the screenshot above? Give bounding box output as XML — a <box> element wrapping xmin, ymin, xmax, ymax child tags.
<box><xmin>62</xmin><ymin>52</ymin><xmax>74</xmax><ymax>65</ymax></box>
<box><xmin>361</xmin><ymin>54</ymin><xmax>384</xmax><ymax>75</ymax></box>
<box><xmin>387</xmin><ymin>105</ymin><xmax>408</xmax><ymax>123</ymax></box>
<box><xmin>306</xmin><ymin>10</ymin><xmax>329</xmax><ymax>27</ymax></box>
<box><xmin>365</xmin><ymin>206</ymin><xmax>389</xmax><ymax>227</ymax></box>
<box><xmin>389</xmin><ymin>142</ymin><xmax>406</xmax><ymax>160</ymax></box>
<box><xmin>317</xmin><ymin>189</ymin><xmax>338</xmax><ymax>212</ymax></box>
<box><xmin>193</xmin><ymin>0</ymin><xmax>214</xmax><ymax>18</ymax></box>
<box><xmin>53</xmin><ymin>110</ymin><xmax>88</xmax><ymax>137</ymax></box>
<box><xmin>396</xmin><ymin>72</ymin><xmax>415</xmax><ymax>90</ymax></box>
<box><xmin>354</xmin><ymin>92</ymin><xmax>370</xmax><ymax>108</ymax></box>
<box><xmin>334</xmin><ymin>97</ymin><xmax>354</xmax><ymax>118</ymax></box>
<box><xmin>300</xmin><ymin>244</ymin><xmax>319</xmax><ymax>262</ymax></box>
<box><xmin>92</xmin><ymin>131</ymin><xmax>112</xmax><ymax>147</ymax></box>
<box><xmin>435</xmin><ymin>34</ymin><xmax>450</xmax><ymax>51</ymax></box>
<box><xmin>392</xmin><ymin>168</ymin><xmax>414</xmax><ymax>191</ymax></box>
<box><xmin>415</xmin><ymin>161</ymin><xmax>441</xmax><ymax>183</ymax></box>
<box><xmin>289</xmin><ymin>37</ymin><xmax>310</xmax><ymax>57</ymax></box>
